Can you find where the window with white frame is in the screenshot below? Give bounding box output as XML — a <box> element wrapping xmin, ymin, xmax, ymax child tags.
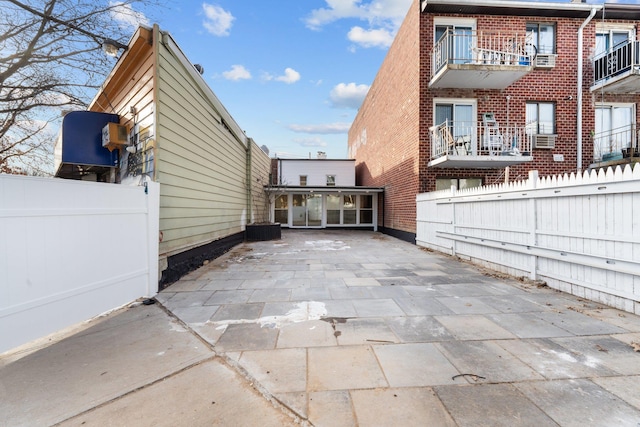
<box><xmin>595</xmin><ymin>27</ymin><xmax>633</xmax><ymax>56</ymax></box>
<box><xmin>343</xmin><ymin>195</ymin><xmax>356</xmax><ymax>224</ymax></box>
<box><xmin>526</xmin><ymin>102</ymin><xmax>555</xmax><ymax>135</ymax></box>
<box><xmin>436</xmin><ymin>177</ymin><xmax>482</xmax><ymax>191</ymax></box>
<box><xmin>299</xmin><ymin>175</ymin><xmax>307</xmax><ymax>186</ymax></box>
<box><xmin>359</xmin><ymin>195</ymin><xmax>373</xmax><ymax>224</ymax></box>
<box><xmin>526</xmin><ymin>23</ymin><xmax>555</xmax><ymax>55</ymax></box>
<box><xmin>326</xmin><ymin>175</ymin><xmax>336</xmax><ymax>186</ymax></box>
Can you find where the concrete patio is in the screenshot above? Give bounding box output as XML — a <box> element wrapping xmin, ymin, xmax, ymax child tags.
<box><xmin>2</xmin><ymin>230</ymin><xmax>640</xmax><ymax>426</ymax></box>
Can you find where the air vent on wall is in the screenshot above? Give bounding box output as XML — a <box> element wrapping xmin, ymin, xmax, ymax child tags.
<box><xmin>534</xmin><ymin>54</ymin><xmax>557</xmax><ymax>68</ymax></box>
<box><xmin>533</xmin><ymin>134</ymin><xmax>557</xmax><ymax>149</ymax></box>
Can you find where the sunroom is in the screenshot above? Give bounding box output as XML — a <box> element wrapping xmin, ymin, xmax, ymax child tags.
<box><xmin>268</xmin><ymin>187</ymin><xmax>383</xmax><ymax>230</ymax></box>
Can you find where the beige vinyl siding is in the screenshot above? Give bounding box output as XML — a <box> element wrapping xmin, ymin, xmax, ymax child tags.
<box><xmin>249</xmin><ymin>140</ymin><xmax>272</xmax><ymax>223</ymax></box>
<box><xmin>156</xmin><ymin>38</ymin><xmax>249</xmax><ymax>257</ymax></box>
<box><xmin>89</xmin><ymin>28</ymin><xmax>155</xmax><ymax>149</ymax></box>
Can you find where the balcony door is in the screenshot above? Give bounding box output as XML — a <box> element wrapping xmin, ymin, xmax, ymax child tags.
<box><xmin>435</xmin><ymin>100</ymin><xmax>476</xmax><ymax>152</ymax></box>
<box><xmin>435</xmin><ymin>19</ymin><xmax>475</xmax><ymax>65</ymax></box>
<box><xmin>595</xmin><ymin>104</ymin><xmax>634</xmax><ymax>159</ymax></box>
<box><xmin>595</xmin><ymin>29</ymin><xmax>632</xmax><ymax>56</ymax></box>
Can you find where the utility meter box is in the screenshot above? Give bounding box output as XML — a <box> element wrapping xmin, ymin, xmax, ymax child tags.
<box><xmin>102</xmin><ymin>122</ymin><xmax>129</xmax><ymax>149</ymax></box>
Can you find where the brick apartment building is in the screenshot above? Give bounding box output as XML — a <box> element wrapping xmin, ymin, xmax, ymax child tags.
<box><xmin>349</xmin><ymin>0</ymin><xmax>640</xmax><ymax>242</ymax></box>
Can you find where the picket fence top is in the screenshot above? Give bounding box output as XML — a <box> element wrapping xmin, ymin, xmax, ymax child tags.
<box><xmin>423</xmin><ymin>164</ymin><xmax>639</xmax><ymax>200</ymax></box>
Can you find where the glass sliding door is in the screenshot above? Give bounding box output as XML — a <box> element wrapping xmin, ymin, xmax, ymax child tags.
<box><xmin>307</xmin><ymin>194</ymin><xmax>322</xmax><ymax>227</ymax></box>
<box><xmin>435</xmin><ymin>25</ymin><xmax>473</xmax><ymax>64</ymax></box>
<box><xmin>291</xmin><ymin>194</ymin><xmax>323</xmax><ymax>227</ymax></box>
<box><xmin>435</xmin><ymin>101</ymin><xmax>476</xmax><ymax>153</ymax></box>
<box><xmin>292</xmin><ymin>195</ymin><xmax>306</xmax><ymax>226</ymax></box>
<box><xmin>274</xmin><ymin>194</ymin><xmax>289</xmax><ymax>225</ymax></box>
<box><xmin>595</xmin><ymin>104</ymin><xmax>634</xmax><ymax>159</ymax></box>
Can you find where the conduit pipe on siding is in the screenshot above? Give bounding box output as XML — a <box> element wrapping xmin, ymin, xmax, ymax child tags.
<box><xmin>577</xmin><ymin>7</ymin><xmax>599</xmax><ymax>172</ymax></box>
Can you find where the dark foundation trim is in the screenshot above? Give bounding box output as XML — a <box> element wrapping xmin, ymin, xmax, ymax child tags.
<box><xmin>159</xmin><ymin>231</ymin><xmax>244</xmax><ymax>290</ymax></box>
<box><xmin>379</xmin><ymin>226</ymin><xmax>416</xmax><ymax>244</ymax></box>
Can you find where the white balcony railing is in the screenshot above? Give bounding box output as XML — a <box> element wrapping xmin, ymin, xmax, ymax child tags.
<box><xmin>593</xmin><ymin>123</ymin><xmax>638</xmax><ymax>162</ymax></box>
<box><xmin>430</xmin><ymin>120</ymin><xmax>533</xmax><ymax>160</ymax></box>
<box><xmin>431</xmin><ymin>29</ymin><xmax>535</xmax><ymax>79</ymax></box>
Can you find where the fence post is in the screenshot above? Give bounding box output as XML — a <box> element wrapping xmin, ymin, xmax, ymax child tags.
<box><xmin>451</xmin><ymin>185</ymin><xmax>457</xmax><ymax>256</ymax></box>
<box><xmin>528</xmin><ymin>170</ymin><xmax>538</xmax><ymax>280</ymax></box>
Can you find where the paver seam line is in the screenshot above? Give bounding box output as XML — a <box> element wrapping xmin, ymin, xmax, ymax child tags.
<box><xmin>435</xmin><ymin>335</ymin><xmax>636</xmax><ymax>387</ymax></box>
<box><xmin>511</xmin><ymin>377</ymin><xmax>640</xmax><ymax>425</ymax></box>
<box><xmin>155</xmin><ymin>300</ymin><xmax>309</xmax><ymax>425</ymax></box>
<box><xmin>217</xmin><ymin>349</ymin><xmax>311</xmax><ymax>426</ymax></box>
<box><xmin>432</xmin><ymin>382</ymin><xmax>562</xmax><ymax>427</ymax></box>
<box><xmin>52</xmin><ymin>355</ymin><xmax>217</xmax><ymax>426</ymax></box>
<box><xmin>305</xmin><ymin>348</ymin><xmax>311</xmax><ymax>421</ymax></box>
<box><xmin>592</xmin><ymin>375</ymin><xmax>640</xmax><ymax>411</ymax></box>
<box><xmin>369</xmin><ymin>343</ymin><xmax>392</xmax><ymax>390</ymax></box>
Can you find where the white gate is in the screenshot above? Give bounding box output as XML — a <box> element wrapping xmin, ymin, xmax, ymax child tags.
<box><xmin>0</xmin><ymin>176</ymin><xmax>159</xmax><ymax>353</ymax></box>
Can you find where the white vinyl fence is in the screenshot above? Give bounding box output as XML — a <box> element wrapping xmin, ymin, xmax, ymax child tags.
<box><xmin>0</xmin><ymin>175</ymin><xmax>159</xmax><ymax>353</ymax></box>
<box><xmin>417</xmin><ymin>165</ymin><xmax>640</xmax><ymax>314</ymax></box>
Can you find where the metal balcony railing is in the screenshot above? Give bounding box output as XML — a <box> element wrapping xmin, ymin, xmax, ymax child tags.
<box><xmin>429</xmin><ymin>120</ymin><xmax>533</xmax><ymax>160</ymax></box>
<box><xmin>593</xmin><ymin>40</ymin><xmax>640</xmax><ymax>84</ymax></box>
<box><xmin>593</xmin><ymin>123</ymin><xmax>638</xmax><ymax>162</ymax></box>
<box><xmin>431</xmin><ymin>29</ymin><xmax>535</xmax><ymax>78</ymax></box>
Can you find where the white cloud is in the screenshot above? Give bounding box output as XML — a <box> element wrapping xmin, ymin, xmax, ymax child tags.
<box><xmin>264</xmin><ymin>68</ymin><xmax>301</xmax><ymax>84</ymax></box>
<box><xmin>294</xmin><ymin>137</ymin><xmax>328</xmax><ymax>147</ymax></box>
<box><xmin>304</xmin><ymin>0</ymin><xmax>412</xmax><ymax>49</ymax></box>
<box><xmin>202</xmin><ymin>3</ymin><xmax>235</xmax><ymax>36</ymax></box>
<box><xmin>347</xmin><ymin>26</ymin><xmax>394</xmax><ymax>48</ymax></box>
<box><xmin>222</xmin><ymin>64</ymin><xmax>251</xmax><ymax>81</ymax></box>
<box><xmin>276</xmin><ymin>68</ymin><xmax>301</xmax><ymax>84</ymax></box>
<box><xmin>109</xmin><ymin>1</ymin><xmax>149</xmax><ymax>29</ymax></box>
<box><xmin>288</xmin><ymin>122</ymin><xmax>351</xmax><ymax>134</ymax></box>
<box><xmin>329</xmin><ymin>82</ymin><xmax>369</xmax><ymax>109</ymax></box>
<box><xmin>304</xmin><ymin>0</ymin><xmax>365</xmax><ymax>30</ymax></box>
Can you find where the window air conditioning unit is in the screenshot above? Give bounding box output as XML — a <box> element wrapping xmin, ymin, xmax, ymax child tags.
<box><xmin>533</xmin><ymin>134</ymin><xmax>557</xmax><ymax>149</ymax></box>
<box><xmin>102</xmin><ymin>123</ymin><xmax>129</xmax><ymax>148</ymax></box>
<box><xmin>534</xmin><ymin>54</ymin><xmax>557</xmax><ymax>68</ymax></box>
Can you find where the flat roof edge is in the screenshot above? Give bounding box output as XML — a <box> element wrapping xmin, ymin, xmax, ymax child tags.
<box><xmin>422</xmin><ymin>0</ymin><xmax>602</xmax><ymax>13</ymax></box>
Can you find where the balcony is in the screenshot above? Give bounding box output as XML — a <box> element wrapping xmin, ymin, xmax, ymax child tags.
<box><xmin>428</xmin><ymin>120</ymin><xmax>534</xmax><ymax>169</ymax></box>
<box><xmin>590</xmin><ymin>124</ymin><xmax>639</xmax><ymax>168</ymax></box>
<box><xmin>591</xmin><ymin>41</ymin><xmax>640</xmax><ymax>94</ymax></box>
<box><xmin>430</xmin><ymin>30</ymin><xmax>535</xmax><ymax>89</ymax></box>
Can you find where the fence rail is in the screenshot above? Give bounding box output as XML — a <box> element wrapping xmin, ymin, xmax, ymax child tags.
<box><xmin>416</xmin><ymin>165</ymin><xmax>640</xmax><ymax>314</ymax></box>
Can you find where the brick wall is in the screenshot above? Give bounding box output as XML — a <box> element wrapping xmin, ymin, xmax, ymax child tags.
<box><xmin>351</xmin><ymin>5</ymin><xmax>640</xmax><ymax>235</ymax></box>
<box><xmin>420</xmin><ymin>14</ymin><xmax>640</xmax><ymax>191</ymax></box>
<box><xmin>349</xmin><ymin>0</ymin><xmax>421</xmax><ymax>234</ymax></box>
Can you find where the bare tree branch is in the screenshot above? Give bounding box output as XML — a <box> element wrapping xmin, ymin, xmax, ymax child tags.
<box><xmin>0</xmin><ymin>0</ymin><xmax>162</xmax><ymax>175</ymax></box>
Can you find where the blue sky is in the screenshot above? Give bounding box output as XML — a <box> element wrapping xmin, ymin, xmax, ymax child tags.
<box><xmin>113</xmin><ymin>0</ymin><xmax>640</xmax><ymax>158</ymax></box>
<box><xmin>111</xmin><ymin>0</ymin><xmax>414</xmax><ymax>159</ymax></box>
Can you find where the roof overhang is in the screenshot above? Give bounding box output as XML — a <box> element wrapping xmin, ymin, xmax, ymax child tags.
<box><xmin>421</xmin><ymin>0</ymin><xmax>613</xmax><ymax>19</ymax></box>
<box><xmin>266</xmin><ymin>186</ymin><xmax>384</xmax><ymax>194</ymax></box>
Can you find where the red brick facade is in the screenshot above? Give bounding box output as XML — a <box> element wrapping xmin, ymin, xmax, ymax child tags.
<box><xmin>349</xmin><ymin>0</ymin><xmax>640</xmax><ymax>237</ymax></box>
<box><xmin>349</xmin><ymin>0</ymin><xmax>421</xmax><ymax>235</ymax></box>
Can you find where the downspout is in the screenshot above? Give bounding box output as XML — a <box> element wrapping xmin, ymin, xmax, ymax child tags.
<box><xmin>246</xmin><ymin>139</ymin><xmax>253</xmax><ymax>226</ymax></box>
<box><xmin>577</xmin><ymin>7</ymin><xmax>598</xmax><ymax>172</ymax></box>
